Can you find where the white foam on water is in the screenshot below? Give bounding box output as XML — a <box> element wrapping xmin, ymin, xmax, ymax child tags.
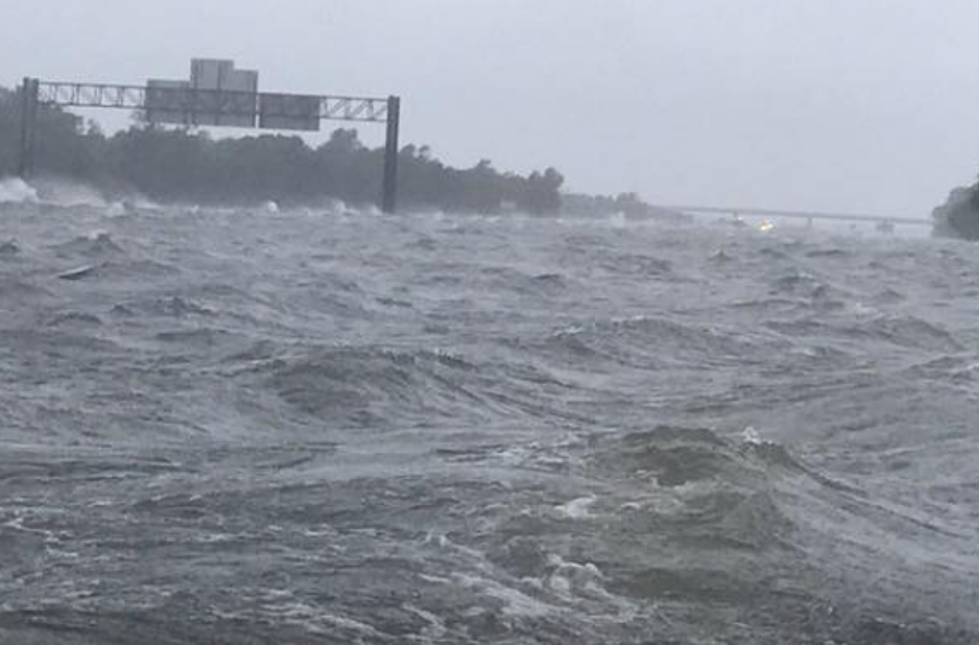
<box><xmin>0</xmin><ymin>177</ymin><xmax>39</xmax><ymax>204</ymax></box>
<box><xmin>36</xmin><ymin>178</ymin><xmax>108</xmax><ymax>207</ymax></box>
<box><xmin>554</xmin><ymin>495</ymin><xmax>597</xmax><ymax>520</ymax></box>
<box><xmin>453</xmin><ymin>573</ymin><xmax>554</xmax><ymax>618</ymax></box>
<box><xmin>403</xmin><ymin>603</ymin><xmax>449</xmax><ymax>639</ymax></box>
<box><xmin>608</xmin><ymin>212</ymin><xmax>627</xmax><ymax>228</ymax></box>
<box><xmin>740</xmin><ymin>426</ymin><xmax>764</xmax><ymax>445</ymax></box>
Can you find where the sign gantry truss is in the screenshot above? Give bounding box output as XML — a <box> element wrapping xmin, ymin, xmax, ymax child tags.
<box><xmin>36</xmin><ymin>82</ymin><xmax>392</xmax><ymax>123</ymax></box>
<box><xmin>18</xmin><ymin>77</ymin><xmax>402</xmax><ymax>213</ymax></box>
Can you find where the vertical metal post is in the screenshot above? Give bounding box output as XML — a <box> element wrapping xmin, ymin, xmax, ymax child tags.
<box><xmin>28</xmin><ymin>78</ymin><xmax>40</xmax><ymax>176</ymax></box>
<box><xmin>381</xmin><ymin>95</ymin><xmax>401</xmax><ymax>214</ymax></box>
<box><xmin>17</xmin><ymin>77</ymin><xmax>39</xmax><ymax>179</ymax></box>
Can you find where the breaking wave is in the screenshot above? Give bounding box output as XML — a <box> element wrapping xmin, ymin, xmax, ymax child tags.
<box><xmin>0</xmin><ymin>177</ymin><xmax>39</xmax><ymax>204</ymax></box>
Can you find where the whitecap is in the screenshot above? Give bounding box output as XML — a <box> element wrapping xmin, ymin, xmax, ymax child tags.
<box><xmin>740</xmin><ymin>426</ymin><xmax>764</xmax><ymax>445</ymax></box>
<box><xmin>453</xmin><ymin>573</ymin><xmax>553</xmax><ymax>618</ymax></box>
<box><xmin>554</xmin><ymin>495</ymin><xmax>597</xmax><ymax>520</ymax></box>
<box><xmin>0</xmin><ymin>177</ymin><xmax>39</xmax><ymax>204</ymax></box>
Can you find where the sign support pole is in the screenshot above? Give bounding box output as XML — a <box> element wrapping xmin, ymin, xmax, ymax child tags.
<box><xmin>17</xmin><ymin>77</ymin><xmax>39</xmax><ymax>179</ymax></box>
<box><xmin>381</xmin><ymin>95</ymin><xmax>400</xmax><ymax>214</ymax></box>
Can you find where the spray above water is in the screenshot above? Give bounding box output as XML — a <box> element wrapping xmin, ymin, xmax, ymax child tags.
<box><xmin>0</xmin><ymin>177</ymin><xmax>39</xmax><ymax>204</ymax></box>
<box><xmin>0</xmin><ymin>175</ymin><xmax>161</xmax><ymax>213</ymax></box>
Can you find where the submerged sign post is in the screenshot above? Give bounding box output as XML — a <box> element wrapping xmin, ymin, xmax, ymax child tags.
<box><xmin>17</xmin><ymin>59</ymin><xmax>402</xmax><ymax>213</ymax></box>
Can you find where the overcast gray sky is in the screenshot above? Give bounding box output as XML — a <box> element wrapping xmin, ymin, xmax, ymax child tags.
<box><xmin>4</xmin><ymin>0</ymin><xmax>979</xmax><ymax>216</ymax></box>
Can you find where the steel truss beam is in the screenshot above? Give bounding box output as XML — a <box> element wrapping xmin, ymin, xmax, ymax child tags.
<box><xmin>22</xmin><ymin>78</ymin><xmax>401</xmax><ymax>213</ymax></box>
<box><xmin>36</xmin><ymin>81</ymin><xmax>390</xmax><ymax>123</ymax></box>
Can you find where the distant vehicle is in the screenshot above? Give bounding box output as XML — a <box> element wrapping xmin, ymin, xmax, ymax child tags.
<box><xmin>875</xmin><ymin>220</ymin><xmax>895</xmax><ymax>234</ymax></box>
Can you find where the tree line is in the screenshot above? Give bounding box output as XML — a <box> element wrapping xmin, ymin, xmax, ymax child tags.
<box><xmin>0</xmin><ymin>85</ymin><xmax>569</xmax><ymax>213</ymax></box>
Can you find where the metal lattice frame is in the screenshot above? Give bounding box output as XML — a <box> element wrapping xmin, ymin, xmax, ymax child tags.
<box><xmin>20</xmin><ymin>78</ymin><xmax>401</xmax><ymax>212</ymax></box>
<box><xmin>36</xmin><ymin>81</ymin><xmax>391</xmax><ymax>123</ymax></box>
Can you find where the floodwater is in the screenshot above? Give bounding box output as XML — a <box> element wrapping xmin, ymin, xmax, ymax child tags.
<box><xmin>0</xmin><ymin>196</ymin><xmax>975</xmax><ymax>644</ymax></box>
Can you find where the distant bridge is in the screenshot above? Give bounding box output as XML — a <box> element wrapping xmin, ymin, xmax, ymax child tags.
<box><xmin>658</xmin><ymin>205</ymin><xmax>931</xmax><ymax>228</ymax></box>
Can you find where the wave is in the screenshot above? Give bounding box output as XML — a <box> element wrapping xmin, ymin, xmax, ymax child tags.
<box><xmin>0</xmin><ymin>239</ymin><xmax>23</xmax><ymax>257</ymax></box>
<box><xmin>768</xmin><ymin>313</ymin><xmax>961</xmax><ymax>353</ymax></box>
<box><xmin>54</xmin><ymin>259</ymin><xmax>181</xmax><ymax>283</ymax></box>
<box><xmin>416</xmin><ymin>422</ymin><xmax>973</xmax><ymax>641</ymax></box>
<box><xmin>265</xmin><ymin>345</ymin><xmax>583</xmax><ymax>430</ymax></box>
<box><xmin>475</xmin><ymin>266</ymin><xmax>572</xmax><ymax>298</ymax></box>
<box><xmin>590</xmin><ymin>424</ymin><xmax>809</xmax><ymax>488</ymax></box>
<box><xmin>53</xmin><ymin>232</ymin><xmax>125</xmax><ymax>259</ymax></box>
<box><xmin>568</xmin><ymin>425</ymin><xmax>972</xmax><ymax>639</ymax></box>
<box><xmin>538</xmin><ymin>315</ymin><xmax>789</xmax><ymax>372</ymax></box>
<box><xmin>44</xmin><ymin>311</ymin><xmax>104</xmax><ymax>328</ymax></box>
<box><xmin>0</xmin><ymin>277</ymin><xmax>54</xmax><ymax>301</ymax></box>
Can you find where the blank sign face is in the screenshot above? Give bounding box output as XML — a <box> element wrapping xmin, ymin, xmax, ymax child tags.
<box><xmin>258</xmin><ymin>93</ymin><xmax>321</xmax><ymax>132</ymax></box>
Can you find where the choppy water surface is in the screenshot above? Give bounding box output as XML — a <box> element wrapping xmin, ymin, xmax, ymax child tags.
<box><xmin>0</xmin><ymin>201</ymin><xmax>976</xmax><ymax>644</ymax></box>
